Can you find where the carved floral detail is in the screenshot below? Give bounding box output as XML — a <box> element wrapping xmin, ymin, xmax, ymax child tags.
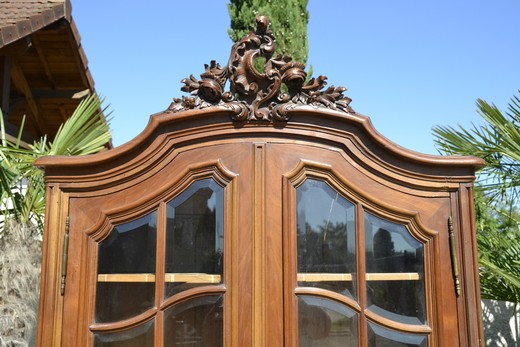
<box><xmin>168</xmin><ymin>16</ymin><xmax>354</xmax><ymax>121</ymax></box>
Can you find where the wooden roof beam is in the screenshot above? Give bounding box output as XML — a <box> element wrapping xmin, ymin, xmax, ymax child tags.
<box><xmin>31</xmin><ymin>35</ymin><xmax>56</xmax><ymax>89</ymax></box>
<box><xmin>10</xmin><ymin>61</ymin><xmax>47</xmax><ymax>136</ymax></box>
<box><xmin>67</xmin><ymin>21</ymin><xmax>92</xmax><ymax>89</ymax></box>
<box><xmin>1</xmin><ymin>56</ymin><xmax>11</xmax><ymax>117</ymax></box>
<box><xmin>58</xmin><ymin>105</ymin><xmax>68</xmax><ymax>123</ymax></box>
<box><xmin>1</xmin><ymin>120</ymin><xmax>34</xmax><ymax>146</ymax></box>
<box><xmin>32</xmin><ymin>88</ymin><xmax>89</xmax><ymax>99</ymax></box>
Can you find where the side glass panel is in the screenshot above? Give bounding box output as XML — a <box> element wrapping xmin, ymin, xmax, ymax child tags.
<box><xmin>163</xmin><ymin>295</ymin><xmax>223</xmax><ymax>347</ymax></box>
<box><xmin>96</xmin><ymin>212</ymin><xmax>157</xmax><ymax>323</ymax></box>
<box><xmin>298</xmin><ymin>295</ymin><xmax>358</xmax><ymax>347</ymax></box>
<box><xmin>165</xmin><ymin>179</ymin><xmax>224</xmax><ymax>297</ymax></box>
<box><xmin>367</xmin><ymin>322</ymin><xmax>428</xmax><ymax>346</ymax></box>
<box><xmin>296</xmin><ymin>179</ymin><xmax>356</xmax><ymax>299</ymax></box>
<box><xmin>364</xmin><ymin>213</ymin><xmax>426</xmax><ymax>324</ymax></box>
<box><xmin>93</xmin><ymin>319</ymin><xmax>154</xmax><ymax>347</ymax></box>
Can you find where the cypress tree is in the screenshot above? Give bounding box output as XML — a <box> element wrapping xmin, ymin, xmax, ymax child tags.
<box><xmin>228</xmin><ymin>0</ymin><xmax>310</xmax><ymax>65</ymax></box>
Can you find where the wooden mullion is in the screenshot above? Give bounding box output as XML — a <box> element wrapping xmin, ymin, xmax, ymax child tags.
<box><xmin>357</xmin><ymin>204</ymin><xmax>368</xmax><ymax>347</ymax></box>
<box><xmin>252</xmin><ymin>143</ymin><xmax>267</xmax><ymax>346</ymax></box>
<box><xmin>282</xmin><ymin>174</ymin><xmax>298</xmax><ymax>347</ymax></box>
<box><xmin>155</xmin><ymin>202</ymin><xmax>166</xmax><ymax>346</ymax></box>
<box><xmin>226</xmin><ymin>163</ymin><xmax>239</xmax><ymax>347</ymax></box>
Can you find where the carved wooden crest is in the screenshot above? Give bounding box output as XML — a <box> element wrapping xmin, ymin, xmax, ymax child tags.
<box><xmin>167</xmin><ymin>16</ymin><xmax>354</xmax><ymax>122</ymax></box>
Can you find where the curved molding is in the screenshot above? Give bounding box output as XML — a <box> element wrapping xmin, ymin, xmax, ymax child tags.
<box><xmin>283</xmin><ymin>159</ymin><xmax>437</xmax><ymax>241</ymax></box>
<box><xmin>292</xmin><ymin>288</ymin><xmax>432</xmax><ymax>335</ymax></box>
<box><xmin>365</xmin><ymin>310</ymin><xmax>432</xmax><ymax>334</ymax></box>
<box><xmin>86</xmin><ymin>159</ymin><xmax>237</xmax><ymax>242</ymax></box>
<box><xmin>160</xmin><ymin>285</ymin><xmax>226</xmax><ymax>312</ymax></box>
<box><xmin>35</xmin><ymin>106</ymin><xmax>483</xmax><ymax>173</ymax></box>
<box><xmin>34</xmin><ymin>108</ymin><xmax>483</xmax><ymax>201</ymax></box>
<box><xmin>89</xmin><ymin>286</ymin><xmax>225</xmax><ymax>333</ymax></box>
<box><xmin>89</xmin><ymin>307</ymin><xmax>156</xmax><ymax>333</ymax></box>
<box><xmin>294</xmin><ymin>287</ymin><xmax>361</xmax><ymax>313</ymax></box>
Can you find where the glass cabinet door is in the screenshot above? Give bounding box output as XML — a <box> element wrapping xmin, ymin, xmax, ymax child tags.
<box><xmin>84</xmin><ymin>148</ymin><xmax>445</xmax><ymax>347</ymax></box>
<box><xmin>92</xmin><ymin>178</ymin><xmax>225</xmax><ymax>347</ymax></box>
<box><xmin>293</xmin><ymin>178</ymin><xmax>430</xmax><ymax>346</ymax></box>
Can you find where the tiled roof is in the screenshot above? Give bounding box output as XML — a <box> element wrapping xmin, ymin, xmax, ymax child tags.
<box><xmin>0</xmin><ymin>0</ymin><xmax>71</xmax><ymax>48</ymax></box>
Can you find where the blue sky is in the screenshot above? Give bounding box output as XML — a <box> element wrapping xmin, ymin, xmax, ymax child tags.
<box><xmin>72</xmin><ymin>1</ymin><xmax>520</xmax><ymax>154</ymax></box>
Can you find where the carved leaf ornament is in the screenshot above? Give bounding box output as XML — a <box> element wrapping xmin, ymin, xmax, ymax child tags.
<box><xmin>167</xmin><ymin>16</ymin><xmax>354</xmax><ymax>122</ymax></box>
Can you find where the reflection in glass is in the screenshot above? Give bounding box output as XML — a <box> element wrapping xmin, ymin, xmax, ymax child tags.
<box><xmin>93</xmin><ymin>319</ymin><xmax>154</xmax><ymax>347</ymax></box>
<box><xmin>164</xmin><ymin>295</ymin><xmax>223</xmax><ymax>346</ymax></box>
<box><xmin>96</xmin><ymin>212</ymin><xmax>157</xmax><ymax>323</ymax></box>
<box><xmin>298</xmin><ymin>295</ymin><xmax>358</xmax><ymax>347</ymax></box>
<box><xmin>296</xmin><ymin>179</ymin><xmax>356</xmax><ymax>299</ymax></box>
<box><xmin>367</xmin><ymin>322</ymin><xmax>427</xmax><ymax>346</ymax></box>
<box><xmin>165</xmin><ymin>179</ymin><xmax>224</xmax><ymax>297</ymax></box>
<box><xmin>365</xmin><ymin>213</ymin><xmax>425</xmax><ymax>324</ymax></box>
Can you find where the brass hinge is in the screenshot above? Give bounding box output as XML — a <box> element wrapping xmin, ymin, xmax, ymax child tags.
<box><xmin>448</xmin><ymin>216</ymin><xmax>461</xmax><ymax>297</ymax></box>
<box><xmin>60</xmin><ymin>216</ymin><xmax>70</xmax><ymax>296</ymax></box>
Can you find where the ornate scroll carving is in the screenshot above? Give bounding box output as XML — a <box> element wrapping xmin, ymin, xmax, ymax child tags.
<box><xmin>167</xmin><ymin>16</ymin><xmax>354</xmax><ymax>122</ymax></box>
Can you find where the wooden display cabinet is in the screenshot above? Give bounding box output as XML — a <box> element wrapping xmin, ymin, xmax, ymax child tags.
<box><xmin>35</xmin><ymin>16</ymin><xmax>485</xmax><ymax>347</ymax></box>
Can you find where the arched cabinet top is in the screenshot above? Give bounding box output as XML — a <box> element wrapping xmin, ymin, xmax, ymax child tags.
<box><xmin>34</xmin><ymin>15</ymin><xmax>484</xmax><ymax>187</ymax></box>
<box><xmin>34</xmin><ymin>105</ymin><xmax>483</xmax><ymax>185</ymax></box>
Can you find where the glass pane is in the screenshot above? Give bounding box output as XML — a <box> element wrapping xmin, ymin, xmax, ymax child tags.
<box><xmin>164</xmin><ymin>295</ymin><xmax>223</xmax><ymax>347</ymax></box>
<box><xmin>298</xmin><ymin>295</ymin><xmax>358</xmax><ymax>347</ymax></box>
<box><xmin>93</xmin><ymin>319</ymin><xmax>154</xmax><ymax>347</ymax></box>
<box><xmin>296</xmin><ymin>179</ymin><xmax>356</xmax><ymax>299</ymax></box>
<box><xmin>96</xmin><ymin>212</ymin><xmax>157</xmax><ymax>323</ymax></box>
<box><xmin>165</xmin><ymin>179</ymin><xmax>224</xmax><ymax>297</ymax></box>
<box><xmin>368</xmin><ymin>322</ymin><xmax>427</xmax><ymax>346</ymax></box>
<box><xmin>364</xmin><ymin>213</ymin><xmax>425</xmax><ymax>324</ymax></box>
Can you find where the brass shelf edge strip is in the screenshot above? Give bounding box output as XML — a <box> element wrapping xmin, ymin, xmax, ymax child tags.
<box><xmin>297</xmin><ymin>272</ymin><xmax>420</xmax><ymax>282</ymax></box>
<box><xmin>97</xmin><ymin>273</ymin><xmax>222</xmax><ymax>283</ymax></box>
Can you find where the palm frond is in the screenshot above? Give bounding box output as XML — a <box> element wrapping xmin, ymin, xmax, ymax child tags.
<box><xmin>0</xmin><ymin>94</ymin><xmax>111</xmax><ymax>231</ymax></box>
<box><xmin>49</xmin><ymin>95</ymin><xmax>112</xmax><ymax>156</ymax></box>
<box><xmin>433</xmin><ymin>90</ymin><xmax>520</xmax><ymax>204</ymax></box>
<box><xmin>477</xmin><ymin>227</ymin><xmax>520</xmax><ymax>302</ymax></box>
<box><xmin>434</xmin><ymin>91</ymin><xmax>520</xmax><ymax>304</ymax></box>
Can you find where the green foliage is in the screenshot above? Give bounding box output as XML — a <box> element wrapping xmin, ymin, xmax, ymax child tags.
<box><xmin>227</xmin><ymin>0</ymin><xmax>310</xmax><ymax>65</ymax></box>
<box><xmin>474</xmin><ymin>190</ymin><xmax>520</xmax><ymax>302</ymax></box>
<box><xmin>433</xmin><ymin>91</ymin><xmax>520</xmax><ymax>204</ymax></box>
<box><xmin>0</xmin><ymin>94</ymin><xmax>112</xmax><ymax>231</ymax></box>
<box><xmin>433</xmin><ymin>91</ymin><xmax>520</xmax><ymax>303</ymax></box>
